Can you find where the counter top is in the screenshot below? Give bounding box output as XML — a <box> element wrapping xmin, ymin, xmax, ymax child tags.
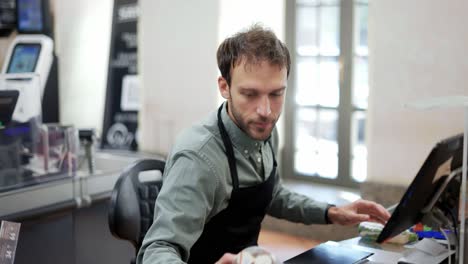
<box><xmin>0</xmin><ymin>150</ymin><xmax>163</xmax><ymax>220</ymax></box>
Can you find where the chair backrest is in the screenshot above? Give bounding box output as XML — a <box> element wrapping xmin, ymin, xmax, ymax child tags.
<box><xmin>108</xmin><ymin>159</ymin><xmax>165</xmax><ymax>250</ymax></box>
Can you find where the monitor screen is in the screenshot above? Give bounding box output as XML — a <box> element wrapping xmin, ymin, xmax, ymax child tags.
<box><xmin>7</xmin><ymin>43</ymin><xmax>41</xmax><ymax>73</ymax></box>
<box><xmin>17</xmin><ymin>0</ymin><xmax>43</xmax><ymax>32</ymax></box>
<box><xmin>377</xmin><ymin>133</ymin><xmax>464</xmax><ymax>243</ymax></box>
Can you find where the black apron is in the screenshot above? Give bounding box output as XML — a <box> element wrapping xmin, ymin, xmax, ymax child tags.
<box><xmin>188</xmin><ymin>105</ymin><xmax>277</xmax><ymax>264</ymax></box>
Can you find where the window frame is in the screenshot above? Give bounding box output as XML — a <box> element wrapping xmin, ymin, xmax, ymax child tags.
<box><xmin>282</xmin><ymin>0</ymin><xmax>365</xmax><ymax>188</ymax></box>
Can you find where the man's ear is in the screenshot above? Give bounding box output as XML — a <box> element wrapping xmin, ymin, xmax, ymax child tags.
<box><xmin>218</xmin><ymin>76</ymin><xmax>230</xmax><ymax>99</ymax></box>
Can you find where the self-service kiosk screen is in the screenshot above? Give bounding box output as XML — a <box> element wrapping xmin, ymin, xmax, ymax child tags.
<box><xmin>17</xmin><ymin>0</ymin><xmax>44</xmax><ymax>32</ymax></box>
<box><xmin>7</xmin><ymin>43</ymin><xmax>41</xmax><ymax>73</ymax></box>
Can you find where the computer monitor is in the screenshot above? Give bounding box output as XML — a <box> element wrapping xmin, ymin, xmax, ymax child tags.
<box><xmin>377</xmin><ymin>133</ymin><xmax>464</xmax><ymax>243</ymax></box>
<box><xmin>16</xmin><ymin>0</ymin><xmax>44</xmax><ymax>33</ymax></box>
<box><xmin>6</xmin><ymin>43</ymin><xmax>41</xmax><ymax>73</ymax></box>
<box><xmin>1</xmin><ymin>35</ymin><xmax>54</xmax><ymax>99</ymax></box>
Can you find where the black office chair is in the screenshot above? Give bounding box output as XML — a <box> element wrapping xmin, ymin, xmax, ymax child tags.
<box><xmin>108</xmin><ymin>159</ymin><xmax>165</xmax><ymax>263</ymax></box>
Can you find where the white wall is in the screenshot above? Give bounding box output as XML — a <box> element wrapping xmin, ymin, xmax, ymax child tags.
<box><xmin>218</xmin><ymin>0</ymin><xmax>285</xmax><ymax>42</ymax></box>
<box><xmin>367</xmin><ymin>0</ymin><xmax>468</xmax><ymax>185</ymax></box>
<box><xmin>138</xmin><ymin>0</ymin><xmax>220</xmax><ymax>155</ymax></box>
<box><xmin>54</xmin><ymin>0</ymin><xmax>113</xmax><ymax>131</ymax></box>
<box><xmin>0</xmin><ymin>33</ymin><xmax>16</xmax><ymax>67</ymax></box>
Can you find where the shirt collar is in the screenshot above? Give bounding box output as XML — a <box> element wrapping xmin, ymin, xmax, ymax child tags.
<box><xmin>221</xmin><ymin>102</ymin><xmax>264</xmax><ymax>158</ymax></box>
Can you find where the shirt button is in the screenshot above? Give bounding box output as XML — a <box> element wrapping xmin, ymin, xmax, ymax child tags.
<box><xmin>257</xmin><ymin>158</ymin><xmax>261</xmax><ymax>162</ymax></box>
<box><xmin>244</xmin><ymin>150</ymin><xmax>249</xmax><ymax>154</ymax></box>
<box><xmin>255</xmin><ymin>143</ymin><xmax>258</xmax><ymax>146</ymax></box>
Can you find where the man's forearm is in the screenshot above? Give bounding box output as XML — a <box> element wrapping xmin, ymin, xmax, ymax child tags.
<box><xmin>267</xmin><ymin>185</ymin><xmax>329</xmax><ymax>224</ymax></box>
<box><xmin>138</xmin><ymin>240</ymin><xmax>187</xmax><ymax>264</ymax></box>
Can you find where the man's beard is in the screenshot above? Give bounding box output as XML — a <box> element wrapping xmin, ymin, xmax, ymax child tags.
<box><xmin>229</xmin><ymin>100</ymin><xmax>277</xmax><ymax>141</ymax></box>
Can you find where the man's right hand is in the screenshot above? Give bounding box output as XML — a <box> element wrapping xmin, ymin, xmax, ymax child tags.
<box><xmin>215</xmin><ymin>253</ymin><xmax>236</xmax><ymax>264</ymax></box>
<box><xmin>327</xmin><ymin>199</ymin><xmax>391</xmax><ymax>226</ymax></box>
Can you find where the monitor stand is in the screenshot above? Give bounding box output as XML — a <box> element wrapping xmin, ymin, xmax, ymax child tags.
<box><xmin>406</xmin><ymin>96</ymin><xmax>468</xmax><ymax>264</ymax></box>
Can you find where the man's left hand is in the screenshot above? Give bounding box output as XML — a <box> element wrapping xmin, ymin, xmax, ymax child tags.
<box><xmin>327</xmin><ymin>199</ymin><xmax>391</xmax><ymax>226</ymax></box>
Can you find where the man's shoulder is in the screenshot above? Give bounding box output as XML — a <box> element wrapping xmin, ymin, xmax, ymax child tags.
<box><xmin>174</xmin><ymin>125</ymin><xmax>217</xmax><ymax>152</ymax></box>
<box><xmin>167</xmin><ymin>115</ymin><xmax>229</xmax><ymax>177</ymax></box>
<box><xmin>171</xmin><ymin>112</ymin><xmax>223</xmax><ymax>159</ymax></box>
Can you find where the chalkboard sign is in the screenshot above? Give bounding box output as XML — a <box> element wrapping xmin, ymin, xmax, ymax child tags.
<box><xmin>101</xmin><ymin>0</ymin><xmax>139</xmax><ymax>150</ymax></box>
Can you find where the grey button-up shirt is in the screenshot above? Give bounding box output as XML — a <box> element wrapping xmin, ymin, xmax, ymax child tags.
<box><xmin>137</xmin><ymin>102</ymin><xmax>329</xmax><ymax>264</ymax></box>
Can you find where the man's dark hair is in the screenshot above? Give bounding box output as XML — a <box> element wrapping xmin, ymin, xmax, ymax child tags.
<box><xmin>217</xmin><ymin>24</ymin><xmax>291</xmax><ymax>86</ymax></box>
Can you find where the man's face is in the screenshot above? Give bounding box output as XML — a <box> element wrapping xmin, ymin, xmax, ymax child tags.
<box><xmin>218</xmin><ymin>60</ymin><xmax>287</xmax><ymax>141</ymax></box>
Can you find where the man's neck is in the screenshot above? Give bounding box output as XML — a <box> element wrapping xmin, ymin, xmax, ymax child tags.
<box><xmin>225</xmin><ymin>101</ymin><xmax>240</xmax><ymax>129</ymax></box>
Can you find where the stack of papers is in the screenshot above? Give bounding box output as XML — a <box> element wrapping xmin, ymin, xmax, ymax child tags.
<box><xmin>398</xmin><ymin>238</ymin><xmax>452</xmax><ymax>264</ymax></box>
